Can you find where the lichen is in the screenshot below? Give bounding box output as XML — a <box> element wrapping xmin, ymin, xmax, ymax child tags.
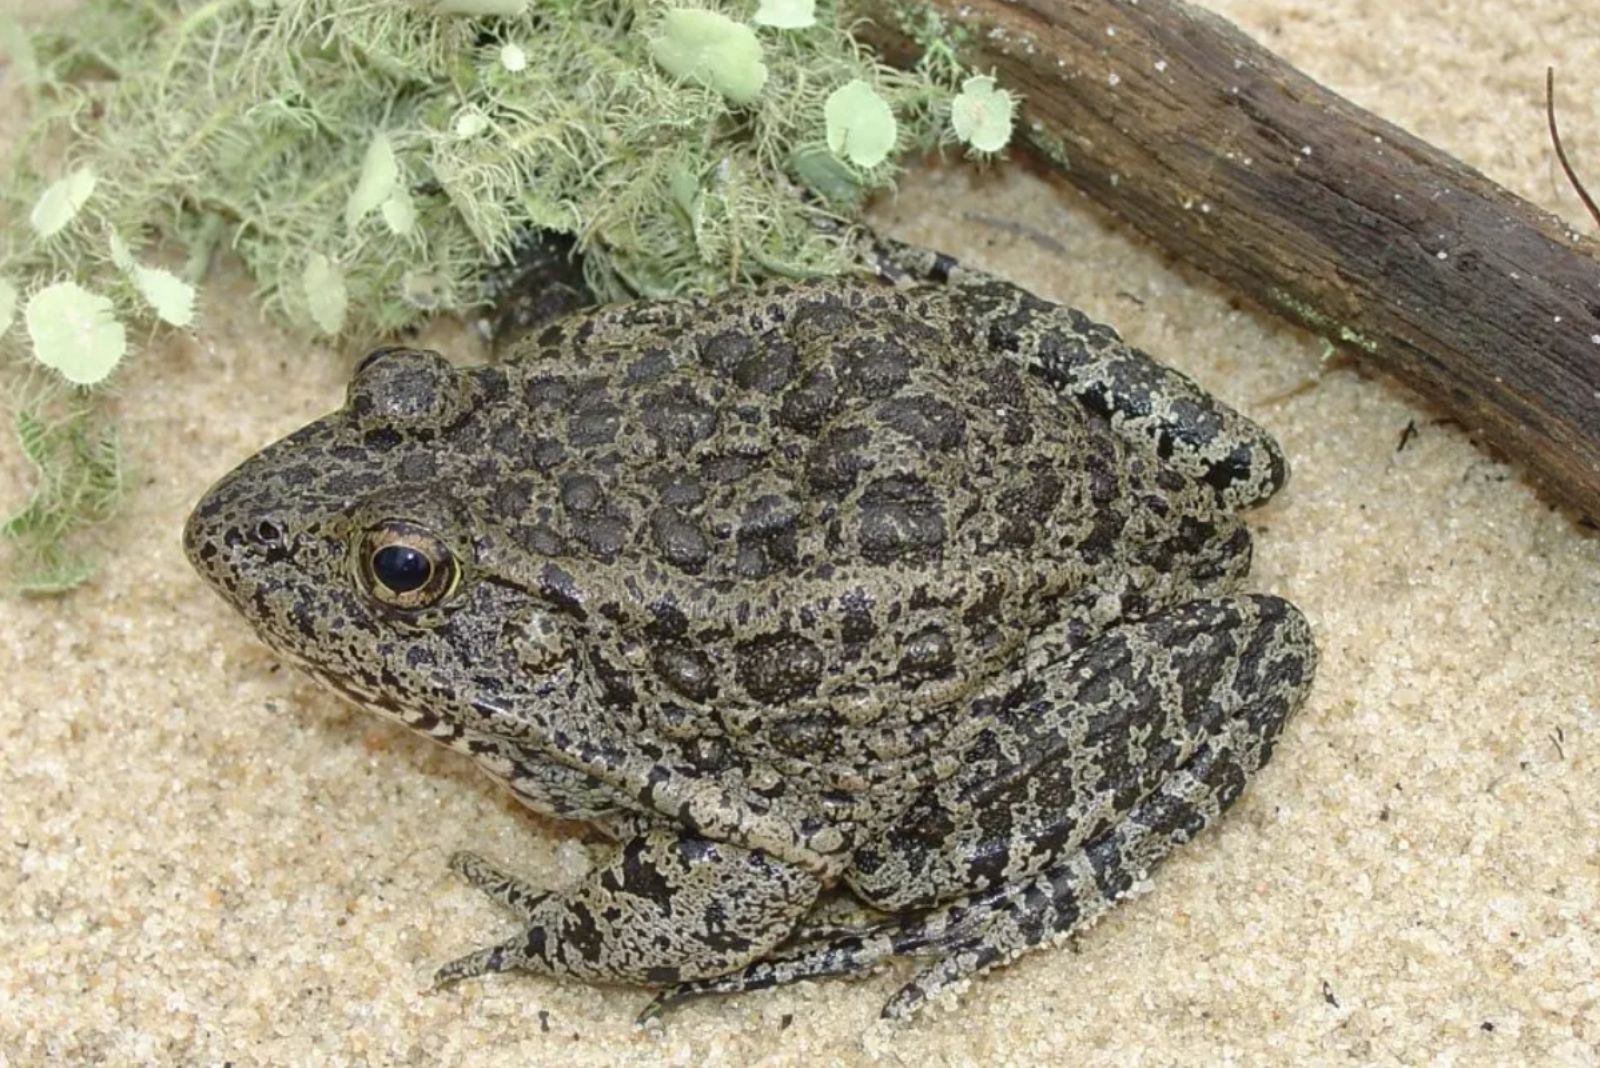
<box><xmin>1268</xmin><ymin>287</ymin><xmax>1379</xmax><ymax>355</ymax></box>
<box><xmin>1024</xmin><ymin>122</ymin><xmax>1073</xmax><ymax>173</ymax></box>
<box><xmin>0</xmin><ymin>0</ymin><xmax>1015</xmax><ymax>590</ymax></box>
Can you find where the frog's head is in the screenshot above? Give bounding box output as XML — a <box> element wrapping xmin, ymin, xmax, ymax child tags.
<box><xmin>184</xmin><ymin>346</ymin><xmax>568</xmax><ymax>723</ymax></box>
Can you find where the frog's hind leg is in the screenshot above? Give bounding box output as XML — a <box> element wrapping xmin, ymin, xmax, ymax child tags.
<box><xmin>873</xmin><ymin>721</ymin><xmax>1281</xmax><ymax>1020</ymax></box>
<box><xmin>637</xmin><ymin>731</ymin><xmax>1275</xmax><ymax>1022</ymax></box>
<box><xmin>641</xmin><ymin>594</ymin><xmax>1315</xmax><ymax>1022</ymax></box>
<box><xmin>868</xmin><ymin>238</ymin><xmax>1288</xmax><ymax>510</ymax></box>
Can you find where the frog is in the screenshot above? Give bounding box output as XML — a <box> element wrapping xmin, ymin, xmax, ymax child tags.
<box><xmin>183</xmin><ymin>248</ymin><xmax>1316</xmax><ymax>1022</ymax></box>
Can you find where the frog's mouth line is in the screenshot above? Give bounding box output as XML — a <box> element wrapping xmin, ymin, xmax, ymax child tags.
<box><xmin>298</xmin><ymin>657</ymin><xmax>496</xmax><ymax>768</ymax></box>
<box><xmin>262</xmin><ymin>640</ymin><xmax>403</xmax><ymax>721</ymax></box>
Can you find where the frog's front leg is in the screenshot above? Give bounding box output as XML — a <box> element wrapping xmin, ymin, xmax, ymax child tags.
<box><xmin>642</xmin><ymin>594</ymin><xmax>1315</xmax><ymax>1020</ymax></box>
<box><xmin>434</xmin><ymin>829</ymin><xmax>821</xmax><ymax>988</ymax></box>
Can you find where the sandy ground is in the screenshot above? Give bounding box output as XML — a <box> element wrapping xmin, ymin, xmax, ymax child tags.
<box><xmin>3</xmin><ymin>0</ymin><xmax>1599</xmax><ymax>1064</ymax></box>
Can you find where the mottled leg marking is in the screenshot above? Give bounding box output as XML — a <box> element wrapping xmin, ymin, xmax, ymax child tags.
<box><xmin>448</xmin><ymin>850</ymin><xmax>550</xmax><ymax>921</ymax></box>
<box><xmin>479</xmin><ymin>229</ymin><xmax>594</xmax><ymax>348</ymax></box>
<box><xmin>878</xmin><ymin>726</ymin><xmax>1276</xmax><ymax>1019</ymax></box>
<box><xmin>868</xmin><ymin>238</ymin><xmax>1288</xmax><ymax>510</ymax></box>
<box><xmin>849</xmin><ymin>594</ymin><xmax>1308</xmax><ymax>913</ymax></box>
<box><xmin>434</xmin><ymin>830</ymin><xmax>820</xmax><ymax>989</ymax></box>
<box><xmin>642</xmin><ymin>595</ymin><xmax>1315</xmax><ymax>1021</ymax></box>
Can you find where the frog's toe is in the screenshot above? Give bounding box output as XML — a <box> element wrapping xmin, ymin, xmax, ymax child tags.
<box><xmin>447</xmin><ymin>849</ymin><xmax>552</xmax><ymax>922</ymax></box>
<box><xmin>432</xmin><ymin>934</ymin><xmax>528</xmax><ymax>989</ymax></box>
<box><xmin>431</xmin><ymin>851</ymin><xmax>557</xmax><ymax>991</ymax></box>
<box><xmin>635</xmin><ymin>986</ymin><xmax>696</xmax><ymax>1025</ymax></box>
<box><xmin>880</xmin><ymin>943</ymin><xmax>1001</xmax><ymax>1021</ymax></box>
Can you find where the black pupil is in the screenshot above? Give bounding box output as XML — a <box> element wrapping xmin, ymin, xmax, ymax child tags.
<box><xmin>372</xmin><ymin>545</ymin><xmax>432</xmax><ymax>594</ymax></box>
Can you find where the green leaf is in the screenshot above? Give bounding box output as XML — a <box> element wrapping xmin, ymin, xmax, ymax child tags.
<box><xmin>0</xmin><ymin>278</ymin><xmax>16</xmax><ymax>337</ymax></box>
<box><xmin>107</xmin><ymin>230</ymin><xmax>135</xmax><ymax>271</ymax></box>
<box><xmin>499</xmin><ymin>42</ymin><xmax>528</xmax><ymax>72</ymax></box>
<box><xmin>824</xmin><ymin>80</ymin><xmax>897</xmax><ymax>169</ymax></box>
<box><xmin>109</xmin><ymin>231</ymin><xmax>198</xmax><ymax>326</ymax></box>
<box><xmin>649</xmin><ymin>10</ymin><xmax>768</xmax><ymax>105</ymax></box>
<box><xmin>753</xmin><ymin>0</ymin><xmax>815</xmax><ymax>29</ymax></box>
<box><xmin>951</xmin><ymin>75</ymin><xmax>1016</xmax><ymax>153</ymax></box>
<box><xmin>789</xmin><ymin>145</ymin><xmax>863</xmax><ymax>207</ymax></box>
<box><xmin>381</xmin><ymin>187</ymin><xmax>417</xmax><ymax>237</ymax></box>
<box><xmin>29</xmin><ymin>168</ymin><xmax>97</xmax><ymax>240</ymax></box>
<box><xmin>345</xmin><ymin>133</ymin><xmax>399</xmax><ymax>230</ymax></box>
<box><xmin>132</xmin><ymin>265</ymin><xmax>197</xmax><ymax>327</ymax></box>
<box><xmin>24</xmin><ymin>281</ymin><xmax>127</xmax><ymax>386</ymax></box>
<box><xmin>302</xmin><ymin>253</ymin><xmax>348</xmax><ymax>335</ymax></box>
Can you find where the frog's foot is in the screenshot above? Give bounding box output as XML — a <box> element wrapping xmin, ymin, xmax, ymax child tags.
<box><xmin>645</xmin><ymin>595</ymin><xmax>1316</xmax><ymax>1022</ymax></box>
<box><xmin>636</xmin><ymin>926</ymin><xmax>900</xmax><ymax>1023</ymax></box>
<box><xmin>432</xmin><ymin>830</ymin><xmax>820</xmax><ymax>990</ymax></box>
<box><xmin>431</xmin><ymin>851</ymin><xmax>555</xmax><ymax>988</ymax></box>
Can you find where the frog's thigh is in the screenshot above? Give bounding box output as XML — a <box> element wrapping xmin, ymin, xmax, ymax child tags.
<box><xmin>951</xmin><ymin>277</ymin><xmax>1288</xmax><ymax>509</ymax></box>
<box><xmin>642</xmin><ymin>594</ymin><xmax>1314</xmax><ymax>1020</ymax></box>
<box><xmin>882</xmin><ymin>593</ymin><xmax>1314</xmax><ymax>1017</ymax></box>
<box><xmin>433</xmin><ymin>829</ymin><xmax>820</xmax><ymax>988</ymax></box>
<box><xmin>848</xmin><ymin>593</ymin><xmax>1312</xmax><ymax>912</ymax></box>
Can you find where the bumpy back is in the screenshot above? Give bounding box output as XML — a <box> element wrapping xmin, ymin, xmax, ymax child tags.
<box><xmin>447</xmin><ymin>278</ymin><xmax>1212</xmax><ymax>798</ymax></box>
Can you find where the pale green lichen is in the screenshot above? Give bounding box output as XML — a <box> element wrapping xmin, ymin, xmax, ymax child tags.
<box><xmin>881</xmin><ymin>0</ymin><xmax>974</xmax><ymax>84</ymax></box>
<box><xmin>754</xmin><ymin>0</ymin><xmax>817</xmax><ymax>30</ymax></box>
<box><xmin>1</xmin><ymin>391</ymin><xmax>122</xmax><ymax>594</ymax></box>
<box><xmin>0</xmin><ymin>0</ymin><xmax>1017</xmax><ymax>590</ymax></box>
<box><xmin>1269</xmin><ymin>287</ymin><xmax>1380</xmax><ymax>355</ymax></box>
<box><xmin>951</xmin><ymin>75</ymin><xmax>1014</xmax><ymax>155</ymax></box>
<box><xmin>650</xmin><ymin>9</ymin><xmax>770</xmax><ymax>104</ymax></box>
<box><xmin>825</xmin><ymin>80</ymin><xmax>898</xmax><ymax>168</ymax></box>
<box><xmin>23</xmin><ymin>281</ymin><xmax>126</xmax><ymax>386</ymax></box>
<box><xmin>28</xmin><ymin>166</ymin><xmax>96</xmax><ymax>240</ymax></box>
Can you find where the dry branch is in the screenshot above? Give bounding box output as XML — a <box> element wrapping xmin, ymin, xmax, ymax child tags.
<box><xmin>859</xmin><ymin>0</ymin><xmax>1600</xmax><ymax>520</ymax></box>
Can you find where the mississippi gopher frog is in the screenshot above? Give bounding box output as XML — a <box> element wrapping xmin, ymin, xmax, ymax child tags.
<box><xmin>184</xmin><ymin>251</ymin><xmax>1316</xmax><ymax>1021</ymax></box>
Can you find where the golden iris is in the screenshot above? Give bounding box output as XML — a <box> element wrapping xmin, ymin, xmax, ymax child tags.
<box><xmin>358</xmin><ymin>521</ymin><xmax>459</xmax><ymax>610</ymax></box>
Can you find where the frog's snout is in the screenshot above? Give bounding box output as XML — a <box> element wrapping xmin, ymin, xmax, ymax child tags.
<box><xmin>184</xmin><ymin>496</ymin><xmax>282</xmax><ymax>572</ymax></box>
<box><xmin>181</xmin><ymin>496</ymin><xmax>213</xmax><ymax>578</ymax></box>
<box><xmin>182</xmin><ymin>461</ymin><xmax>297</xmax><ymax>606</ymax></box>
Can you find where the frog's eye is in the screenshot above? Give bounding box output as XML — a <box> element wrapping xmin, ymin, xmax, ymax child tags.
<box><xmin>358</xmin><ymin>521</ymin><xmax>460</xmax><ymax>610</ymax></box>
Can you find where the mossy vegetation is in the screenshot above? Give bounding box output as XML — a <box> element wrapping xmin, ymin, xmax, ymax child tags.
<box><xmin>0</xmin><ymin>0</ymin><xmax>1012</xmax><ymax>590</ymax></box>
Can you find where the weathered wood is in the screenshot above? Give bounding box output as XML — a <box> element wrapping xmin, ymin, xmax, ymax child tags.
<box><xmin>857</xmin><ymin>0</ymin><xmax>1600</xmax><ymax>520</ymax></box>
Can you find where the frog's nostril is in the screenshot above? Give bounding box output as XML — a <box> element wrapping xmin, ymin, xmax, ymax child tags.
<box><xmin>255</xmin><ymin>519</ymin><xmax>283</xmax><ymax>545</ymax></box>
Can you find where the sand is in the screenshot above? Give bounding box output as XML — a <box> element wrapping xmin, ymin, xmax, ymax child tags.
<box><xmin>3</xmin><ymin>0</ymin><xmax>1598</xmax><ymax>1064</ymax></box>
